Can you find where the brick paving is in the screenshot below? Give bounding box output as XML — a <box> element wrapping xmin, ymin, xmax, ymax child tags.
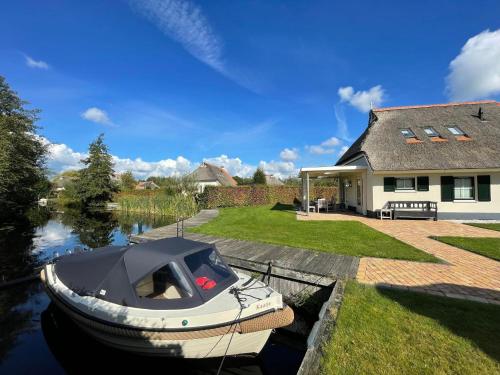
<box><xmin>297</xmin><ymin>212</ymin><xmax>500</xmax><ymax>304</ymax></box>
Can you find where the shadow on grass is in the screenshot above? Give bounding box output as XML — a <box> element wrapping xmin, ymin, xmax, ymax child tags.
<box><xmin>271</xmin><ymin>202</ymin><xmax>296</xmax><ymax>213</ymax></box>
<box><xmin>377</xmin><ymin>284</ymin><xmax>500</xmax><ymax>362</ymax></box>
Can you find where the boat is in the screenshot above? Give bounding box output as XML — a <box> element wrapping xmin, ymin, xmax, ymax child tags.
<box><xmin>40</xmin><ymin>237</ymin><xmax>294</xmax><ymax>358</ymax></box>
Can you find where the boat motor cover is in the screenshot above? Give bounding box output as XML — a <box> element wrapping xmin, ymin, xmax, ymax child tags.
<box><xmin>54</xmin><ymin>237</ymin><xmax>238</xmax><ymax>309</ymax></box>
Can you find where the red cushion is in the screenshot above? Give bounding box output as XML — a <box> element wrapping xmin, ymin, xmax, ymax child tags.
<box><xmin>195</xmin><ymin>276</ymin><xmax>209</xmax><ymax>286</ymax></box>
<box><xmin>202</xmin><ymin>280</ymin><xmax>216</xmax><ymax>290</ymax></box>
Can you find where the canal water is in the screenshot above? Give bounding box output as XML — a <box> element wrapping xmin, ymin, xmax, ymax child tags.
<box><xmin>0</xmin><ymin>208</ymin><xmax>304</xmax><ymax>374</ymax></box>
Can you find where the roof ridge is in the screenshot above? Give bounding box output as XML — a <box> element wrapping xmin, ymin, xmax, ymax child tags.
<box><xmin>373</xmin><ymin>100</ymin><xmax>497</xmax><ymax>112</ymax></box>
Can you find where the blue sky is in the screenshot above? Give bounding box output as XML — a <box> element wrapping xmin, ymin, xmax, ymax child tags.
<box><xmin>1</xmin><ymin>0</ymin><xmax>500</xmax><ymax>178</ymax></box>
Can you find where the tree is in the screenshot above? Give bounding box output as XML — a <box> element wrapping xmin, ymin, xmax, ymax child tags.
<box><xmin>120</xmin><ymin>170</ymin><xmax>136</xmax><ymax>191</ymax></box>
<box><xmin>252</xmin><ymin>167</ymin><xmax>266</xmax><ymax>185</ymax></box>
<box><xmin>0</xmin><ymin>76</ymin><xmax>47</xmax><ymax>219</ymax></box>
<box><xmin>76</xmin><ymin>134</ymin><xmax>115</xmax><ymax>207</ymax></box>
<box><xmin>233</xmin><ymin>176</ymin><xmax>253</xmax><ymax>185</ymax></box>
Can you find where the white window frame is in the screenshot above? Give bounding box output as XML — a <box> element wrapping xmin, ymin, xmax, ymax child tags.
<box><xmin>395</xmin><ymin>177</ymin><xmax>416</xmax><ymax>192</ymax></box>
<box><xmin>453</xmin><ymin>176</ymin><xmax>475</xmax><ymax>201</ymax></box>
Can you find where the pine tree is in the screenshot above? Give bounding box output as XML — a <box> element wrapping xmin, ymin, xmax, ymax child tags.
<box><xmin>77</xmin><ymin>134</ymin><xmax>115</xmax><ymax>206</ymax></box>
<box><xmin>253</xmin><ymin>167</ymin><xmax>267</xmax><ymax>185</ymax></box>
<box><xmin>0</xmin><ymin>76</ymin><xmax>47</xmax><ymax>218</ymax></box>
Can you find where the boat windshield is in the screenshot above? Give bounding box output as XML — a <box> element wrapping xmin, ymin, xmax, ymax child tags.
<box><xmin>135</xmin><ymin>262</ymin><xmax>193</xmax><ymax>300</ymax></box>
<box><xmin>184</xmin><ymin>248</ymin><xmax>233</xmax><ymax>291</ymax></box>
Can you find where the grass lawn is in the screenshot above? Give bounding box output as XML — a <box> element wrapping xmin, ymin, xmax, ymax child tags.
<box><xmin>321</xmin><ymin>282</ymin><xmax>500</xmax><ymax>375</ymax></box>
<box><xmin>190</xmin><ymin>205</ymin><xmax>438</xmax><ymax>262</ymax></box>
<box><xmin>434</xmin><ymin>237</ymin><xmax>500</xmax><ymax>261</ymax></box>
<box><xmin>467</xmin><ymin>223</ymin><xmax>500</xmax><ymax>232</ymax></box>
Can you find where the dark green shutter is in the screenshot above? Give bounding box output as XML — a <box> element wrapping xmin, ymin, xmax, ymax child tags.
<box><xmin>417</xmin><ymin>176</ymin><xmax>429</xmax><ymax>191</ymax></box>
<box><xmin>441</xmin><ymin>176</ymin><xmax>454</xmax><ymax>201</ymax></box>
<box><xmin>477</xmin><ymin>175</ymin><xmax>491</xmax><ymax>201</ymax></box>
<box><xmin>384</xmin><ymin>177</ymin><xmax>395</xmax><ymax>192</ymax></box>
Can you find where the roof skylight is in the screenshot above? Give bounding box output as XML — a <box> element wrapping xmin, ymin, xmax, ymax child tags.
<box><xmin>447</xmin><ymin>126</ymin><xmax>465</xmax><ymax>136</ymax></box>
<box><xmin>423</xmin><ymin>127</ymin><xmax>440</xmax><ymax>137</ymax></box>
<box><xmin>400</xmin><ymin>128</ymin><xmax>416</xmax><ymax>138</ymax></box>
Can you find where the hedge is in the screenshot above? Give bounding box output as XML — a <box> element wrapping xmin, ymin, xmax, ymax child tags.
<box><xmin>198</xmin><ymin>185</ymin><xmax>337</xmax><ymax>208</ymax></box>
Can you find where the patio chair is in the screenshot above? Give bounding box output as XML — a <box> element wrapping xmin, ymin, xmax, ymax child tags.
<box><xmin>316</xmin><ymin>198</ymin><xmax>327</xmax><ymax>213</ymax></box>
<box><xmin>326</xmin><ymin>198</ymin><xmax>336</xmax><ymax>212</ymax></box>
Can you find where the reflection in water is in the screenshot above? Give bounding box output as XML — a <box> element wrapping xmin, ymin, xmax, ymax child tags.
<box><xmin>0</xmin><ymin>210</ymin><xmax>304</xmax><ymax>373</ymax></box>
<box><xmin>41</xmin><ymin>304</ymin><xmax>270</xmax><ymax>374</ymax></box>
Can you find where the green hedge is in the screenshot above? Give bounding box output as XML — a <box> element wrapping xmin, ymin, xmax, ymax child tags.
<box><xmin>198</xmin><ymin>185</ymin><xmax>337</xmax><ymax>208</ymax></box>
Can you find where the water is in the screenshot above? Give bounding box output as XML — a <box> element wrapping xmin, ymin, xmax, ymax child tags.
<box><xmin>0</xmin><ymin>208</ymin><xmax>304</xmax><ymax>374</ymax></box>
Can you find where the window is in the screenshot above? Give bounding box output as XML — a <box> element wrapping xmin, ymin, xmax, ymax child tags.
<box><xmin>454</xmin><ymin>177</ymin><xmax>474</xmax><ymax>200</ymax></box>
<box><xmin>135</xmin><ymin>262</ymin><xmax>193</xmax><ymax>300</ymax></box>
<box><xmin>423</xmin><ymin>127</ymin><xmax>439</xmax><ymax>137</ymax></box>
<box><xmin>400</xmin><ymin>128</ymin><xmax>416</xmax><ymax>138</ymax></box>
<box><xmin>447</xmin><ymin>126</ymin><xmax>465</xmax><ymax>136</ymax></box>
<box><xmin>395</xmin><ymin>177</ymin><xmax>415</xmax><ymax>191</ymax></box>
<box><xmin>185</xmin><ymin>248</ymin><xmax>232</xmax><ymax>291</ymax></box>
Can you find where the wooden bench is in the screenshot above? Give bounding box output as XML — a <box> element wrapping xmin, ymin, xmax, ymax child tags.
<box><xmin>378</xmin><ymin>201</ymin><xmax>438</xmax><ymax>221</ymax></box>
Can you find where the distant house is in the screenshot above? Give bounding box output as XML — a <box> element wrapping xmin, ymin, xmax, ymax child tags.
<box><xmin>191</xmin><ymin>162</ymin><xmax>237</xmax><ymax>192</ymax></box>
<box><xmin>265</xmin><ymin>174</ymin><xmax>283</xmax><ymax>186</ymax></box>
<box><xmin>135</xmin><ymin>181</ymin><xmax>160</xmax><ymax>190</ymax></box>
<box><xmin>301</xmin><ymin>101</ymin><xmax>500</xmax><ymax>220</ymax></box>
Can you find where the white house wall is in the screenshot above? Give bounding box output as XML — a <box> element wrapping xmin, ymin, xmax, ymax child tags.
<box><xmin>368</xmin><ymin>171</ymin><xmax>500</xmax><ymax>219</ymax></box>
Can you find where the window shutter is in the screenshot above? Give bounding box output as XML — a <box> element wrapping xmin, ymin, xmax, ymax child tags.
<box><xmin>417</xmin><ymin>176</ymin><xmax>429</xmax><ymax>191</ymax></box>
<box><xmin>477</xmin><ymin>175</ymin><xmax>491</xmax><ymax>202</ymax></box>
<box><xmin>384</xmin><ymin>177</ymin><xmax>395</xmax><ymax>192</ymax></box>
<box><xmin>441</xmin><ymin>176</ymin><xmax>454</xmax><ymax>202</ymax></box>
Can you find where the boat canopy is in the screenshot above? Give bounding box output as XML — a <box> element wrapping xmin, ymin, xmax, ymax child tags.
<box><xmin>54</xmin><ymin>237</ymin><xmax>238</xmax><ymax>310</ymax></box>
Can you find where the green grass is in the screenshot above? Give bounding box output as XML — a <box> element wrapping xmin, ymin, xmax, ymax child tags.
<box><xmin>190</xmin><ymin>204</ymin><xmax>438</xmax><ymax>262</ymax></box>
<box><xmin>467</xmin><ymin>223</ymin><xmax>500</xmax><ymax>232</ymax></box>
<box><xmin>434</xmin><ymin>237</ymin><xmax>500</xmax><ymax>261</ymax></box>
<box><xmin>321</xmin><ymin>282</ymin><xmax>500</xmax><ymax>375</ymax></box>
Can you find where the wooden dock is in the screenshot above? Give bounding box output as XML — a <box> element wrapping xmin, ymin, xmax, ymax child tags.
<box><xmin>131</xmin><ymin>209</ymin><xmax>359</xmax><ymax>281</ymax></box>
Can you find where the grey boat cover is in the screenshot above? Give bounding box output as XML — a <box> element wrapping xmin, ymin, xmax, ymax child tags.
<box><xmin>54</xmin><ymin>238</ymin><xmax>238</xmax><ymax>310</ymax></box>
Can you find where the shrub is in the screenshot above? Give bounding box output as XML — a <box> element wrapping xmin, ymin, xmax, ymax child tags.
<box><xmin>198</xmin><ymin>185</ymin><xmax>337</xmax><ymax>208</ymax></box>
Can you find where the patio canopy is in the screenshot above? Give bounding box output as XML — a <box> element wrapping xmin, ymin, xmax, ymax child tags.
<box><xmin>299</xmin><ymin>165</ymin><xmax>367</xmax><ymax>178</ymax></box>
<box><xmin>299</xmin><ymin>165</ymin><xmax>368</xmax><ymax>213</ymax></box>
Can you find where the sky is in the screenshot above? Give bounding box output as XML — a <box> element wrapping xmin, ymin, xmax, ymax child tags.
<box><xmin>1</xmin><ymin>0</ymin><xmax>500</xmax><ymax>179</ymax></box>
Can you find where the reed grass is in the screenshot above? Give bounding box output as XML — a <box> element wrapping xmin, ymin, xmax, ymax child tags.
<box><xmin>115</xmin><ymin>191</ymin><xmax>198</xmax><ymax>218</ymax></box>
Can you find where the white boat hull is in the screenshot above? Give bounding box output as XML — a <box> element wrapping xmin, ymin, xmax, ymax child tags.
<box><xmin>42</xmin><ymin>265</ymin><xmax>293</xmax><ymax>358</ymax></box>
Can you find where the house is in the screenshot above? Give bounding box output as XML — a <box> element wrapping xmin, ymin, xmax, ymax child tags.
<box><xmin>265</xmin><ymin>174</ymin><xmax>284</xmax><ymax>186</ymax></box>
<box><xmin>135</xmin><ymin>181</ymin><xmax>160</xmax><ymax>190</ymax></box>
<box><xmin>300</xmin><ymin>101</ymin><xmax>500</xmax><ymax>220</ymax></box>
<box><xmin>191</xmin><ymin>162</ymin><xmax>237</xmax><ymax>192</ymax></box>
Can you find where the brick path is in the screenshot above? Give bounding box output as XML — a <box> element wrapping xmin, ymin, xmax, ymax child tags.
<box><xmin>297</xmin><ymin>212</ymin><xmax>500</xmax><ymax>304</ymax></box>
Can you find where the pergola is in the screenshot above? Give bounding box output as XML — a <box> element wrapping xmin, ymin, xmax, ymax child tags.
<box><xmin>299</xmin><ymin>165</ymin><xmax>368</xmax><ymax>214</ymax></box>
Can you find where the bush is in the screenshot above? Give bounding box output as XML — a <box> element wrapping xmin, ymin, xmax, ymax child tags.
<box><xmin>198</xmin><ymin>185</ymin><xmax>337</xmax><ymax>208</ymax></box>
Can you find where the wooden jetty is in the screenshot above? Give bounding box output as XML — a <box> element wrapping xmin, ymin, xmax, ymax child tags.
<box><xmin>131</xmin><ymin>209</ymin><xmax>359</xmax><ymax>282</ymax></box>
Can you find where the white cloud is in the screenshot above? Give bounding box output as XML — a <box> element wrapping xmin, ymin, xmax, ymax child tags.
<box><xmin>44</xmin><ymin>139</ymin><xmax>85</xmax><ymax>172</ymax></box>
<box><xmin>446</xmin><ymin>29</ymin><xmax>500</xmax><ymax>101</ymax></box>
<box><xmin>280</xmin><ymin>148</ymin><xmax>298</xmax><ymax>161</ymax></box>
<box><xmin>203</xmin><ymin>155</ymin><xmax>255</xmax><ymax>178</ymax></box>
<box><xmin>338</xmin><ymin>145</ymin><xmax>349</xmax><ymax>157</ymax></box>
<box><xmin>338</xmin><ymin>85</ymin><xmax>384</xmax><ymax>112</ymax></box>
<box><xmin>306</xmin><ymin>145</ymin><xmax>335</xmax><ymax>155</ymax></box>
<box><xmin>25</xmin><ymin>55</ymin><xmax>49</xmax><ymax>69</ymax></box>
<box><xmin>306</xmin><ymin>136</ymin><xmax>342</xmax><ymax>155</ymax></box>
<box><xmin>321</xmin><ymin>137</ymin><xmax>341</xmax><ymax>147</ymax></box>
<box><xmin>43</xmin><ymin>137</ymin><xmax>301</xmax><ymax>180</ymax></box>
<box><xmin>259</xmin><ymin>160</ymin><xmax>298</xmax><ymax>179</ymax></box>
<box><xmin>113</xmin><ymin>155</ymin><xmax>192</xmax><ymax>178</ymax></box>
<box><xmin>81</xmin><ymin>107</ymin><xmax>113</xmax><ymax>126</ymax></box>
<box><xmin>129</xmin><ymin>0</ymin><xmax>223</xmax><ymax>72</ymax></box>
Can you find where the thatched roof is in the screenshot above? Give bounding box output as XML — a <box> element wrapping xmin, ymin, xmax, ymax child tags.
<box><xmin>336</xmin><ymin>101</ymin><xmax>500</xmax><ymax>171</ymax></box>
<box><xmin>191</xmin><ymin>162</ymin><xmax>237</xmax><ymax>186</ymax></box>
